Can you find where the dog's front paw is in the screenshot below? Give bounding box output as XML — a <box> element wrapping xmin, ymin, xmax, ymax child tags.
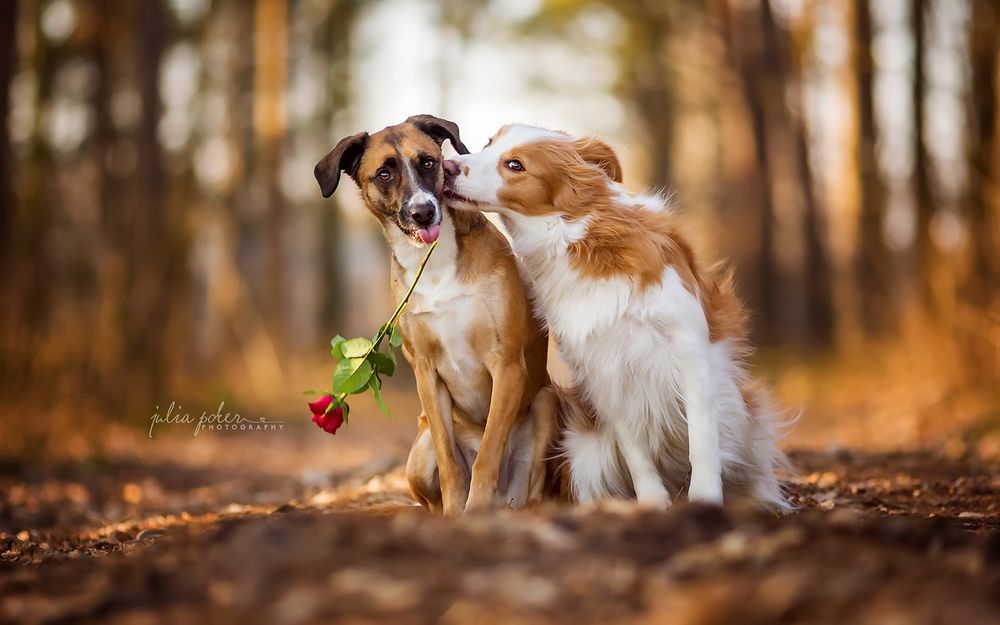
<box><xmin>633</xmin><ymin>477</ymin><xmax>673</xmax><ymax>511</ymax></box>
<box><xmin>635</xmin><ymin>489</ymin><xmax>673</xmax><ymax>511</ymax></box>
<box><xmin>464</xmin><ymin>490</ymin><xmax>497</xmax><ymax>514</ymax></box>
<box><xmin>440</xmin><ymin>485</ymin><xmax>468</xmax><ymax>516</ymax></box>
<box><xmin>442</xmin><ymin>499</ymin><xmax>466</xmax><ymax>516</ymax></box>
<box><xmin>687</xmin><ymin>474</ymin><xmax>724</xmax><ymax>505</ymax></box>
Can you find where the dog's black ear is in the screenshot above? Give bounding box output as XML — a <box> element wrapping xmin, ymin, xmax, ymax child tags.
<box><xmin>407</xmin><ymin>115</ymin><xmax>470</xmax><ymax>155</ymax></box>
<box><xmin>315</xmin><ymin>131</ymin><xmax>369</xmax><ymax>198</ymax></box>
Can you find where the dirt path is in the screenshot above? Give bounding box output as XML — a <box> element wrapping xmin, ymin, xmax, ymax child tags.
<box><xmin>1</xmin><ymin>428</ymin><xmax>998</xmax><ymax>625</ymax></box>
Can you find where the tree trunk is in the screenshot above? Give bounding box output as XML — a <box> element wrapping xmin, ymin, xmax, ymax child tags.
<box><xmin>94</xmin><ymin>0</ymin><xmax>118</xmax><ymax>241</ymax></box>
<box><xmin>254</xmin><ymin>0</ymin><xmax>289</xmax><ymax>352</ymax></box>
<box><xmin>631</xmin><ymin>69</ymin><xmax>673</xmax><ymax>193</ymax></box>
<box><xmin>716</xmin><ymin>0</ymin><xmax>779</xmax><ymax>343</ymax></box>
<box><xmin>320</xmin><ymin>0</ymin><xmax>357</xmax><ymax>331</ymax></box>
<box><xmin>736</xmin><ymin>98</ymin><xmax>778</xmax><ymax>344</ymax></box>
<box><xmin>0</xmin><ymin>0</ymin><xmax>17</xmax><ymax>265</ymax></box>
<box><xmin>911</xmin><ymin>0</ymin><xmax>936</xmax><ymax>312</ymax></box>
<box><xmin>130</xmin><ymin>0</ymin><xmax>170</xmax><ymax>393</ymax></box>
<box><xmin>618</xmin><ymin>0</ymin><xmax>673</xmax><ymax>191</ymax></box>
<box><xmin>89</xmin><ymin>0</ymin><xmax>128</xmax><ymax>401</ymax></box>
<box><xmin>853</xmin><ymin>0</ymin><xmax>894</xmax><ymax>334</ymax></box>
<box><xmin>793</xmin><ymin>84</ymin><xmax>835</xmax><ymax>346</ymax></box>
<box><xmin>19</xmin><ymin>6</ymin><xmax>55</xmax><ymax>330</ymax></box>
<box><xmin>966</xmin><ymin>0</ymin><xmax>999</xmax><ymax>307</ymax></box>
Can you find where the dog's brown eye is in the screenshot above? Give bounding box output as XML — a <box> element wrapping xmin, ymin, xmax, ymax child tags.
<box><xmin>377</xmin><ymin>169</ymin><xmax>391</xmax><ymax>181</ymax></box>
<box><xmin>505</xmin><ymin>159</ymin><xmax>524</xmax><ymax>172</ymax></box>
<box><xmin>422</xmin><ymin>157</ymin><xmax>435</xmax><ymax>170</ymax></box>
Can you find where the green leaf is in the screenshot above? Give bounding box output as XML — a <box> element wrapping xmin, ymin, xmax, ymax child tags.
<box><xmin>330</xmin><ymin>335</ymin><xmax>347</xmax><ymax>359</ymax></box>
<box><xmin>389</xmin><ymin>326</ymin><xmax>403</xmax><ymax>348</ymax></box>
<box><xmin>341</xmin><ymin>337</ymin><xmax>373</xmax><ymax>358</ymax></box>
<box><xmin>342</xmin><ymin>402</ymin><xmax>350</xmax><ymax>424</ymax></box>
<box><xmin>369</xmin><ymin>351</ymin><xmax>396</xmax><ymax>376</ymax></box>
<box><xmin>332</xmin><ymin>358</ymin><xmax>372</xmax><ymax>394</ymax></box>
<box><xmin>370</xmin><ymin>377</ymin><xmax>390</xmax><ymax>417</ymax></box>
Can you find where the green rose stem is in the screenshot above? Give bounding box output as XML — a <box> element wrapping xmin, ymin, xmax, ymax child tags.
<box><xmin>374</xmin><ymin>238</ymin><xmax>440</xmax><ymax>351</ymax></box>
<box><xmin>326</xmin><ymin>239</ymin><xmax>439</xmax><ymax>412</ymax></box>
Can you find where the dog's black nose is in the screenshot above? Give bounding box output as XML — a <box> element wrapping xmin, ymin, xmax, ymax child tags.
<box><xmin>408</xmin><ymin>201</ymin><xmax>436</xmax><ymax>226</ymax></box>
<box><xmin>443</xmin><ymin>160</ymin><xmax>460</xmax><ymax>177</ymax></box>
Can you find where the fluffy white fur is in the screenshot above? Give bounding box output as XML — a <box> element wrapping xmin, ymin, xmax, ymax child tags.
<box><xmin>448</xmin><ymin>125</ymin><xmax>790</xmax><ymax>510</ymax></box>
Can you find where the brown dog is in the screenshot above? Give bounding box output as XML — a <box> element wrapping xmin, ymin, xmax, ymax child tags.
<box><xmin>315</xmin><ymin>116</ymin><xmax>557</xmax><ymax>514</ymax></box>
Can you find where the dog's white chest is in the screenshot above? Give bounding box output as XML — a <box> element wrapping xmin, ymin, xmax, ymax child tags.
<box><xmin>410</xmin><ymin>289</ymin><xmax>489</xmax><ymax>421</ymax></box>
<box><xmin>392</xmin><ymin>222</ymin><xmax>489</xmax><ymax>421</ymax></box>
<box><xmin>406</xmin><ymin>278</ymin><xmax>488</xmax><ymax>422</ymax></box>
<box><xmin>549</xmin><ymin>267</ymin><xmax>710</xmax><ymax>445</ymax></box>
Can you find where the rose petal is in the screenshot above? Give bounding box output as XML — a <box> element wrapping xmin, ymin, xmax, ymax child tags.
<box><xmin>322</xmin><ymin>407</ymin><xmax>344</xmax><ymax>435</ymax></box>
<box><xmin>308</xmin><ymin>395</ymin><xmax>334</xmax><ymax>417</ymax></box>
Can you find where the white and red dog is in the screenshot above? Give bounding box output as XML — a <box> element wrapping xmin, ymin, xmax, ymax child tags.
<box><xmin>443</xmin><ymin>124</ymin><xmax>789</xmax><ymax>510</ymax></box>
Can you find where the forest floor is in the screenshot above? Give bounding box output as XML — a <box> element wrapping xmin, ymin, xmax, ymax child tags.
<box><xmin>1</xmin><ymin>384</ymin><xmax>999</xmax><ymax>625</ymax></box>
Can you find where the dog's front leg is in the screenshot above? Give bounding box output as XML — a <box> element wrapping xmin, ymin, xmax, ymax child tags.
<box><xmin>681</xmin><ymin>354</ymin><xmax>724</xmax><ymax>504</ymax></box>
<box><xmin>405</xmin><ymin>414</ymin><xmax>440</xmax><ymax>512</ymax></box>
<box><xmin>614</xmin><ymin>418</ymin><xmax>672</xmax><ymax>509</ymax></box>
<box><xmin>413</xmin><ymin>360</ymin><xmax>467</xmax><ymax>515</ymax></box>
<box><xmin>526</xmin><ymin>386</ymin><xmax>558</xmax><ymax>503</ymax></box>
<box><xmin>465</xmin><ymin>364</ymin><xmax>526</xmax><ymax>512</ymax></box>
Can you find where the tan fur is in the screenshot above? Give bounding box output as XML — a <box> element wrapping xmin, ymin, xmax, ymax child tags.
<box><xmin>325</xmin><ymin>118</ymin><xmax>556</xmax><ymax>515</ymax></box>
<box><xmin>359</xmin><ymin>127</ymin><xmax>445</xmax><ymax>239</ymax></box>
<box><xmin>392</xmin><ymin>209</ymin><xmax>554</xmax><ymax>513</ymax></box>
<box><xmin>356</xmin><ymin>130</ymin><xmax>440</xmax><ymax>183</ymax></box>
<box><xmin>571</xmin><ymin>137</ymin><xmax>623</xmax><ymax>183</ymax></box>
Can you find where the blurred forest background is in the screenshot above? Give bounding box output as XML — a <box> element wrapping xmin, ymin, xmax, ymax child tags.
<box><xmin>0</xmin><ymin>0</ymin><xmax>997</xmax><ymax>460</ymax></box>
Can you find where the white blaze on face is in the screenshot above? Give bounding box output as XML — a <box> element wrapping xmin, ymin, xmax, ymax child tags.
<box><xmin>400</xmin><ymin>158</ymin><xmax>441</xmax><ymax>223</ymax></box>
<box><xmin>449</xmin><ymin>124</ymin><xmax>566</xmax><ymax>209</ymax></box>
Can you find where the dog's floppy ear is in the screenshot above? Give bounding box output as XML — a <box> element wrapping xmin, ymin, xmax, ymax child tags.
<box><xmin>572</xmin><ymin>137</ymin><xmax>623</xmax><ymax>183</ymax></box>
<box><xmin>407</xmin><ymin>114</ymin><xmax>470</xmax><ymax>155</ymax></box>
<box><xmin>315</xmin><ymin>131</ymin><xmax>369</xmax><ymax>198</ymax></box>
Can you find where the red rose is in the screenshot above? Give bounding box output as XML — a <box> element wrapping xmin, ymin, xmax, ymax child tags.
<box><xmin>308</xmin><ymin>395</ymin><xmax>344</xmax><ymax>435</ymax></box>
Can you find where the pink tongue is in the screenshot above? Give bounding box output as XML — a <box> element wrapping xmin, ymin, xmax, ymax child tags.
<box><xmin>418</xmin><ymin>224</ymin><xmax>440</xmax><ymax>244</ymax></box>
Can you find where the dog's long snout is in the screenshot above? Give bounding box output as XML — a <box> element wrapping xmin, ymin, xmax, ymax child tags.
<box><xmin>408</xmin><ymin>201</ymin><xmax>437</xmax><ymax>226</ymax></box>
<box><xmin>443</xmin><ymin>160</ymin><xmax>460</xmax><ymax>177</ymax></box>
